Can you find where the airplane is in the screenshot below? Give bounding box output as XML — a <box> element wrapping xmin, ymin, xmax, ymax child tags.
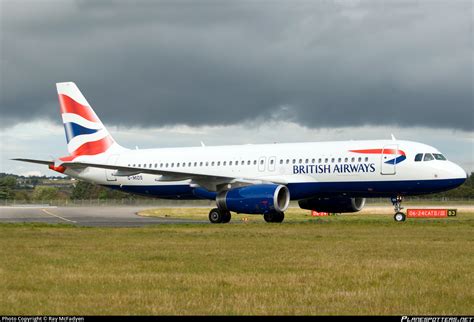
<box><xmin>14</xmin><ymin>82</ymin><xmax>467</xmax><ymax>223</ymax></box>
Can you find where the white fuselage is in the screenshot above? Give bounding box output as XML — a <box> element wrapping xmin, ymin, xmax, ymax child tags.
<box><xmin>64</xmin><ymin>139</ymin><xmax>467</xmax><ymax>200</ymax></box>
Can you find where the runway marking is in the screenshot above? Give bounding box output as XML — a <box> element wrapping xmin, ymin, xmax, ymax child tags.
<box><xmin>41</xmin><ymin>209</ymin><xmax>77</xmax><ymax>223</ymax></box>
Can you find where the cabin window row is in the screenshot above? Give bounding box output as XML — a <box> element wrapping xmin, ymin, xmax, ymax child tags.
<box><xmin>278</xmin><ymin>157</ymin><xmax>369</xmax><ymax>165</ymax></box>
<box><xmin>127</xmin><ymin>156</ymin><xmax>370</xmax><ymax>169</ymax></box>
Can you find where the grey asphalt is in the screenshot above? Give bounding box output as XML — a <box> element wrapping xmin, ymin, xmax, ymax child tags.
<box><xmin>0</xmin><ymin>206</ymin><xmax>208</xmax><ymax>227</ymax></box>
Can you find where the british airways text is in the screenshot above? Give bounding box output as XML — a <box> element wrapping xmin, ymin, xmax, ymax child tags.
<box><xmin>293</xmin><ymin>163</ymin><xmax>376</xmax><ymax>174</ymax></box>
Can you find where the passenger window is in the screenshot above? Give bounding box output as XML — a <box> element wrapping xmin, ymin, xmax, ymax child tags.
<box><xmin>248</xmin><ymin>160</ymin><xmax>251</xmax><ymax>165</ymax></box>
<box><xmin>260</xmin><ymin>160</ymin><xmax>264</xmax><ymax>165</ymax></box>
<box><xmin>433</xmin><ymin>153</ymin><xmax>447</xmax><ymax>161</ymax></box>
<box><xmin>133</xmin><ymin>164</ymin><xmax>136</xmax><ymax>167</ymax></box>
<box><xmin>199</xmin><ymin>162</ymin><xmax>203</xmax><ymax>166</ymax></box>
<box><xmin>331</xmin><ymin>158</ymin><xmax>335</xmax><ymax>163</ymax></box>
<box><xmin>299</xmin><ymin>159</ymin><xmax>302</xmax><ymax>164</ymax></box>
<box><xmin>305</xmin><ymin>159</ymin><xmax>309</xmax><ymax>164</ymax></box>
<box><xmin>206</xmin><ymin>162</ymin><xmax>209</xmax><ymax>166</ymax></box>
<box><xmin>188</xmin><ymin>162</ymin><xmax>191</xmax><ymax>167</ymax></box>
<box><xmin>325</xmin><ymin>158</ymin><xmax>328</xmax><ymax>163</ymax></box>
<box><xmin>193</xmin><ymin>162</ymin><xmax>197</xmax><ymax>167</ymax></box>
<box><xmin>171</xmin><ymin>163</ymin><xmax>174</xmax><ymax>167</ymax></box>
<box><xmin>229</xmin><ymin>161</ymin><xmax>233</xmax><ymax>166</ymax></box>
<box><xmin>351</xmin><ymin>157</ymin><xmax>355</xmax><ymax>162</ymax></box>
<box><xmin>154</xmin><ymin>163</ymin><xmax>157</xmax><ymax>168</ymax></box>
<box><xmin>318</xmin><ymin>158</ymin><xmax>322</xmax><ymax>163</ymax></box>
<box><xmin>344</xmin><ymin>158</ymin><xmax>348</xmax><ymax>162</ymax></box>
<box><xmin>280</xmin><ymin>159</ymin><xmax>283</xmax><ymax>164</ymax></box>
<box><xmin>358</xmin><ymin>157</ymin><xmax>361</xmax><ymax>162</ymax></box>
<box><xmin>286</xmin><ymin>159</ymin><xmax>290</xmax><ymax>164</ymax></box>
<box><xmin>217</xmin><ymin>161</ymin><xmax>220</xmax><ymax>166</ymax></box>
<box><xmin>293</xmin><ymin>159</ymin><xmax>296</xmax><ymax>164</ymax></box>
<box><xmin>365</xmin><ymin>157</ymin><xmax>368</xmax><ymax>162</ymax></box>
<box><xmin>424</xmin><ymin>153</ymin><xmax>434</xmax><ymax>161</ymax></box>
<box><xmin>211</xmin><ymin>162</ymin><xmax>215</xmax><ymax>166</ymax></box>
<box><xmin>312</xmin><ymin>158</ymin><xmax>315</xmax><ymax>163</ymax></box>
<box><xmin>338</xmin><ymin>158</ymin><xmax>341</xmax><ymax>163</ymax></box>
<box><xmin>414</xmin><ymin>153</ymin><xmax>423</xmax><ymax>162</ymax></box>
<box><xmin>160</xmin><ymin>163</ymin><xmax>163</xmax><ymax>167</ymax></box>
<box><xmin>176</xmin><ymin>163</ymin><xmax>180</xmax><ymax>168</ymax></box>
<box><xmin>223</xmin><ymin>161</ymin><xmax>226</xmax><ymax>166</ymax></box>
<box><xmin>253</xmin><ymin>160</ymin><xmax>257</xmax><ymax>165</ymax></box>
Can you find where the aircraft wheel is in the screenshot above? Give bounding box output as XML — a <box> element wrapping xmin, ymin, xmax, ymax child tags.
<box><xmin>209</xmin><ymin>208</ymin><xmax>223</xmax><ymax>224</ymax></box>
<box><xmin>264</xmin><ymin>211</ymin><xmax>285</xmax><ymax>223</ymax></box>
<box><xmin>222</xmin><ymin>211</ymin><xmax>232</xmax><ymax>223</ymax></box>
<box><xmin>394</xmin><ymin>212</ymin><xmax>406</xmax><ymax>222</ymax></box>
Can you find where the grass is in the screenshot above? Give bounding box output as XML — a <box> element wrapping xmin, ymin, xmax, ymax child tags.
<box><xmin>0</xmin><ymin>212</ymin><xmax>473</xmax><ymax>315</ymax></box>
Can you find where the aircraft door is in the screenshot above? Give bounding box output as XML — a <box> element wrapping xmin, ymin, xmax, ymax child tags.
<box><xmin>380</xmin><ymin>145</ymin><xmax>397</xmax><ymax>175</ymax></box>
<box><xmin>105</xmin><ymin>154</ymin><xmax>120</xmax><ymax>181</ymax></box>
<box><xmin>258</xmin><ymin>156</ymin><xmax>266</xmax><ymax>172</ymax></box>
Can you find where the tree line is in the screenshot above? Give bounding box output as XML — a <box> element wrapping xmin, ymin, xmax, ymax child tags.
<box><xmin>0</xmin><ymin>172</ymin><xmax>473</xmax><ymax>201</ymax></box>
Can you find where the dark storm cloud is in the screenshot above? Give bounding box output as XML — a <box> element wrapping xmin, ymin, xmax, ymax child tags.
<box><xmin>1</xmin><ymin>0</ymin><xmax>472</xmax><ymax>130</ymax></box>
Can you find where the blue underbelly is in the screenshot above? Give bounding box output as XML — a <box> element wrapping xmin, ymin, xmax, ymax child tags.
<box><xmin>105</xmin><ymin>178</ymin><xmax>465</xmax><ymax>200</ymax></box>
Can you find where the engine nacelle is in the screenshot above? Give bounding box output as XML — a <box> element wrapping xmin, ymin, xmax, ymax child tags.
<box><xmin>217</xmin><ymin>184</ymin><xmax>290</xmax><ymax>214</ymax></box>
<box><xmin>298</xmin><ymin>197</ymin><xmax>366</xmax><ymax>213</ymax></box>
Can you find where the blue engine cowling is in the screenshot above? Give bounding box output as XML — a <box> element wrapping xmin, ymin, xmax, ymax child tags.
<box><xmin>216</xmin><ymin>184</ymin><xmax>290</xmax><ymax>215</ymax></box>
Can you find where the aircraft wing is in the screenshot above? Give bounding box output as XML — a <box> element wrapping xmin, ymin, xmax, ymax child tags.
<box><xmin>60</xmin><ymin>161</ymin><xmax>288</xmax><ymax>191</ymax></box>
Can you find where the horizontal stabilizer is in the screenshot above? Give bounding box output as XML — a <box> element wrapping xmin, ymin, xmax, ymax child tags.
<box><xmin>12</xmin><ymin>158</ymin><xmax>54</xmax><ymax>166</ymax></box>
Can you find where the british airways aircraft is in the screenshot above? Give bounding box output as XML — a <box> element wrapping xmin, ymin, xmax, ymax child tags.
<box><xmin>15</xmin><ymin>82</ymin><xmax>467</xmax><ymax>223</ymax></box>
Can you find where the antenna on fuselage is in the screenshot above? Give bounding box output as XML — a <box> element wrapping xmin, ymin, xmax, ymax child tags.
<box><xmin>391</xmin><ymin>134</ymin><xmax>396</xmax><ymax>141</ymax></box>
<box><xmin>200</xmin><ymin>141</ymin><xmax>206</xmax><ymax>147</ymax></box>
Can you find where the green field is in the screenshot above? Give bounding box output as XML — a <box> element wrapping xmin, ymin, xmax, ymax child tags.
<box><xmin>1</xmin><ymin>211</ymin><xmax>473</xmax><ymax>315</ymax></box>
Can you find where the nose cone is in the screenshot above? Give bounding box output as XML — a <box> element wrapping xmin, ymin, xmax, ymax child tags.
<box><xmin>447</xmin><ymin>162</ymin><xmax>467</xmax><ymax>189</ymax></box>
<box><xmin>451</xmin><ymin>162</ymin><xmax>468</xmax><ymax>180</ymax></box>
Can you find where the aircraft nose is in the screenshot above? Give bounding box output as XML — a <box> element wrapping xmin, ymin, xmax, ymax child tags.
<box><xmin>447</xmin><ymin>162</ymin><xmax>467</xmax><ymax>188</ymax></box>
<box><xmin>451</xmin><ymin>162</ymin><xmax>467</xmax><ymax>181</ymax></box>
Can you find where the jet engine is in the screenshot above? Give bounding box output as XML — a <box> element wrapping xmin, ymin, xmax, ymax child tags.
<box><xmin>298</xmin><ymin>197</ymin><xmax>366</xmax><ymax>213</ymax></box>
<box><xmin>216</xmin><ymin>184</ymin><xmax>290</xmax><ymax>214</ymax></box>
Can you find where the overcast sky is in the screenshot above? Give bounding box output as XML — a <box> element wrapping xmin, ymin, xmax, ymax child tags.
<box><xmin>1</xmin><ymin>0</ymin><xmax>473</xmax><ymax>176</ymax></box>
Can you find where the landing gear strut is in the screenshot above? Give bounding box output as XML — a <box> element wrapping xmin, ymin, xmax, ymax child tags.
<box><xmin>263</xmin><ymin>211</ymin><xmax>285</xmax><ymax>223</ymax></box>
<box><xmin>209</xmin><ymin>208</ymin><xmax>231</xmax><ymax>224</ymax></box>
<box><xmin>391</xmin><ymin>196</ymin><xmax>406</xmax><ymax>222</ymax></box>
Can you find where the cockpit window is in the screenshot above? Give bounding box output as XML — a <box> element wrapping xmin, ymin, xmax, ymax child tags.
<box><xmin>414</xmin><ymin>153</ymin><xmax>423</xmax><ymax>162</ymax></box>
<box><xmin>423</xmin><ymin>153</ymin><xmax>434</xmax><ymax>161</ymax></box>
<box><xmin>433</xmin><ymin>153</ymin><xmax>447</xmax><ymax>161</ymax></box>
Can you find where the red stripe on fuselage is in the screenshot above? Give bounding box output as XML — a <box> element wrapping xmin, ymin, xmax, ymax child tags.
<box><xmin>59</xmin><ymin>135</ymin><xmax>114</xmax><ymax>161</ymax></box>
<box><xmin>350</xmin><ymin>149</ymin><xmax>406</xmax><ymax>156</ymax></box>
<box><xmin>58</xmin><ymin>94</ymin><xmax>99</xmax><ymax>123</ymax></box>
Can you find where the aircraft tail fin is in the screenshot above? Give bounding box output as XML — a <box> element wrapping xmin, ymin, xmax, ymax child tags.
<box><xmin>56</xmin><ymin>82</ymin><xmax>125</xmax><ymax>160</ymax></box>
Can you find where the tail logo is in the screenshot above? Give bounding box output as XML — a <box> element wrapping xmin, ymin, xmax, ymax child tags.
<box><xmin>57</xmin><ymin>83</ymin><xmax>114</xmax><ymax>161</ymax></box>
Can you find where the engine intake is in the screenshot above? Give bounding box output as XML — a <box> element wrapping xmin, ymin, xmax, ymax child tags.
<box><xmin>217</xmin><ymin>184</ymin><xmax>290</xmax><ymax>214</ymax></box>
<box><xmin>298</xmin><ymin>197</ymin><xmax>366</xmax><ymax>213</ymax></box>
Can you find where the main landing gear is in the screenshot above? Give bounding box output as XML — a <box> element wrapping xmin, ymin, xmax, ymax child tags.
<box><xmin>263</xmin><ymin>211</ymin><xmax>285</xmax><ymax>223</ymax></box>
<box><xmin>208</xmin><ymin>208</ymin><xmax>286</xmax><ymax>224</ymax></box>
<box><xmin>391</xmin><ymin>196</ymin><xmax>406</xmax><ymax>222</ymax></box>
<box><xmin>208</xmin><ymin>208</ymin><xmax>231</xmax><ymax>224</ymax></box>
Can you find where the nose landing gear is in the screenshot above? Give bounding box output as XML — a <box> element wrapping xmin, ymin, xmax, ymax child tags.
<box><xmin>391</xmin><ymin>196</ymin><xmax>406</xmax><ymax>222</ymax></box>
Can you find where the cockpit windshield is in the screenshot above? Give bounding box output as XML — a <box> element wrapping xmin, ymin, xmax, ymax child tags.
<box><xmin>433</xmin><ymin>153</ymin><xmax>447</xmax><ymax>161</ymax></box>
<box><xmin>423</xmin><ymin>153</ymin><xmax>434</xmax><ymax>161</ymax></box>
<box><xmin>414</xmin><ymin>153</ymin><xmax>447</xmax><ymax>162</ymax></box>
